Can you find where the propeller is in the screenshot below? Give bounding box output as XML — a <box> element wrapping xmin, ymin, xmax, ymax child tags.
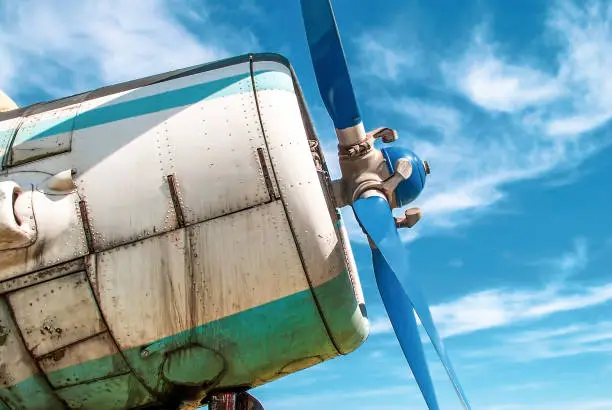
<box><xmin>300</xmin><ymin>1</ymin><xmax>471</xmax><ymax>409</ymax></box>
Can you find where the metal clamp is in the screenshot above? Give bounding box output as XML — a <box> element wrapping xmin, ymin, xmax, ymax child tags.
<box><xmin>367</xmin><ymin>127</ymin><xmax>398</xmax><ymax>143</ymax></box>
<box><xmin>395</xmin><ymin>207</ymin><xmax>422</xmax><ymax>229</ymax></box>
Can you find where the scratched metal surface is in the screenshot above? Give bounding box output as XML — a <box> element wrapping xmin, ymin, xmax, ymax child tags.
<box><xmin>0</xmin><ymin>55</ymin><xmax>368</xmax><ymax>409</ymax></box>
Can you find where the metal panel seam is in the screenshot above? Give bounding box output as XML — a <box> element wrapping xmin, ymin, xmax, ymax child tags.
<box><xmin>85</xmin><ymin>254</ymin><xmax>163</xmax><ymax>404</ymax></box>
<box><xmin>2</xmin><ymin>295</ymin><xmax>70</xmax><ymax>409</ymax></box>
<box><xmin>35</xmin><ymin>330</ymin><xmax>107</xmax><ymax>361</ymax></box>
<box><xmin>248</xmin><ymin>55</ymin><xmax>342</xmax><ymax>356</ymax></box>
<box><xmin>0</xmin><ymin>259</ymin><xmax>85</xmax><ymax>296</ymax></box>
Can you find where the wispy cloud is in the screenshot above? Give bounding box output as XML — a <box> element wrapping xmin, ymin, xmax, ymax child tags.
<box><xmin>370</xmin><ymin>238</ymin><xmax>610</xmax><ymax>340</ymax></box>
<box><xmin>371</xmin><ymin>97</ymin><xmax>463</xmax><ymax>136</ymax></box>
<box><xmin>354</xmin><ymin>33</ymin><xmax>419</xmax><ymax>83</ymax></box>
<box><xmin>0</xmin><ymin>0</ymin><xmax>257</xmax><ymax>102</ymax></box>
<box><xmin>446</xmin><ymin>1</ymin><xmax>612</xmax><ymax>138</ymax></box>
<box><xmin>348</xmin><ymin>0</ymin><xmax>612</xmax><ymax>240</ymax></box>
<box><xmin>445</xmin><ymin>33</ymin><xmax>563</xmax><ymax>113</ymax></box>
<box><xmin>463</xmin><ymin>317</ymin><xmax>612</xmax><ymax>363</ymax></box>
<box><xmin>432</xmin><ymin>282</ymin><xmax>612</xmax><ymax>338</ymax></box>
<box><xmin>369</xmin><ymin>281</ymin><xmax>612</xmax><ymax>339</ymax></box>
<box><xmin>529</xmin><ymin>237</ymin><xmax>589</xmax><ymax>283</ymax></box>
<box><xmin>369</xmin><ymin>316</ymin><xmax>394</xmax><ymax>335</ymax></box>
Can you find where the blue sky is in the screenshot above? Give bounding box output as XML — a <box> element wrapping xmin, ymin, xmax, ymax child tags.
<box><xmin>2</xmin><ymin>0</ymin><xmax>612</xmax><ymax>409</ymax></box>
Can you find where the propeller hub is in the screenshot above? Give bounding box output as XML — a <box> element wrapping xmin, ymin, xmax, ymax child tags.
<box><xmin>381</xmin><ymin>147</ymin><xmax>427</xmax><ymax>207</ymax></box>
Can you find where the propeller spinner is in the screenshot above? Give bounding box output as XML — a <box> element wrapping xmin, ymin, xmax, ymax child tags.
<box><xmin>300</xmin><ymin>1</ymin><xmax>471</xmax><ymax>409</ymax></box>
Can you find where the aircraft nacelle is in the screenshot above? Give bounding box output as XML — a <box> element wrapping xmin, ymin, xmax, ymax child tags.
<box><xmin>0</xmin><ymin>54</ymin><xmax>369</xmax><ymax>409</ymax></box>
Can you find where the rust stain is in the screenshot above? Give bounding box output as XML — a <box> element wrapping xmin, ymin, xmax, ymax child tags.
<box><xmin>78</xmin><ymin>200</ymin><xmax>94</xmax><ymax>253</ymax></box>
<box><xmin>167</xmin><ymin>174</ymin><xmax>185</xmax><ymax>228</ymax></box>
<box><xmin>0</xmin><ymin>324</ymin><xmax>8</xmax><ymax>346</ymax></box>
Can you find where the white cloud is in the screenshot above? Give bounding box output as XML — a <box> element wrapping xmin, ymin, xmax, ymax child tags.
<box><xmin>529</xmin><ymin>237</ymin><xmax>589</xmax><ymax>283</ymax></box>
<box><xmin>548</xmin><ymin>1</ymin><xmax>612</xmax><ymax>133</ymax></box>
<box><xmin>0</xmin><ymin>0</ymin><xmax>257</xmax><ymax>102</ymax></box>
<box><xmin>546</xmin><ymin>113</ymin><xmax>611</xmax><ymax>136</ymax></box>
<box><xmin>369</xmin><ymin>239</ymin><xmax>610</xmax><ymax>340</ymax></box>
<box><xmin>467</xmin><ymin>320</ymin><xmax>612</xmax><ymax>364</ymax></box>
<box><xmin>372</xmin><ymin>98</ymin><xmax>463</xmax><ymax>135</ymax></box>
<box><xmin>369</xmin><ymin>282</ymin><xmax>612</xmax><ymax>366</ymax></box>
<box><xmin>354</xmin><ymin>34</ymin><xmax>419</xmax><ymax>83</ymax></box>
<box><xmin>434</xmin><ymin>283</ymin><xmax>612</xmax><ymax>338</ymax></box>
<box><xmin>349</xmin><ymin>1</ymin><xmax>612</xmax><ymax>237</ymax></box>
<box><xmin>447</xmin><ymin>1</ymin><xmax>612</xmax><ymax>135</ymax></box>
<box><xmin>369</xmin><ymin>316</ymin><xmax>394</xmax><ymax>335</ymax></box>
<box><xmin>448</xmin><ymin>40</ymin><xmax>563</xmax><ymax>112</ymax></box>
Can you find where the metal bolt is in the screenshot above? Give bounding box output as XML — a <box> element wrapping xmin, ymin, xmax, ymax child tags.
<box><xmin>423</xmin><ymin>160</ymin><xmax>431</xmax><ymax>175</ymax></box>
<box><xmin>395</xmin><ymin>207</ymin><xmax>422</xmax><ymax>229</ymax></box>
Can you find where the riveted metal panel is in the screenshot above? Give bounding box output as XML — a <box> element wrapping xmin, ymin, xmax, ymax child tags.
<box><xmin>252</xmin><ymin>60</ymin><xmax>368</xmax><ymax>354</ymax></box>
<box><xmin>252</xmin><ymin>62</ymin><xmax>347</xmax><ymax>289</ymax></box>
<box><xmin>190</xmin><ymin>200</ymin><xmax>314</xmax><ymax>325</ymax></box>
<box><xmin>71</xmin><ymin>93</ymin><xmax>179</xmax><ymax>251</ymax></box>
<box><xmin>0</xmin><ymin>258</ymin><xmax>85</xmax><ymax>295</ymax></box>
<box><xmin>0</xmin><ymin>298</ymin><xmax>39</xmax><ymax>388</ymax></box>
<box><xmin>55</xmin><ymin>373</ymin><xmax>154</xmax><ymax>410</ymax></box>
<box><xmin>165</xmin><ymin>62</ymin><xmax>274</xmax><ymax>225</ymax></box>
<box><xmin>9</xmin><ymin>104</ymin><xmax>79</xmax><ymax>166</ymax></box>
<box><xmin>96</xmin><ymin>229</ymin><xmax>189</xmax><ymax>350</ymax></box>
<box><xmin>0</xmin><ymin>117</ymin><xmax>19</xmax><ymax>167</ymax></box>
<box><xmin>7</xmin><ymin>271</ymin><xmax>105</xmax><ymax>357</ymax></box>
<box><xmin>0</xmin><ymin>189</ymin><xmax>88</xmax><ymax>282</ymax></box>
<box><xmin>39</xmin><ymin>332</ymin><xmax>129</xmax><ymax>389</ymax></box>
<box><xmin>0</xmin><ymin>297</ymin><xmax>65</xmax><ymax>409</ymax></box>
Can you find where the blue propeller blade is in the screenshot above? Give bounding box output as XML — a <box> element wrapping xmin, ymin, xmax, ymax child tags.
<box><xmin>353</xmin><ymin>195</ymin><xmax>471</xmax><ymax>410</ymax></box>
<box><xmin>300</xmin><ymin>0</ymin><xmax>362</xmax><ymax>130</ymax></box>
<box><xmin>373</xmin><ymin>248</ymin><xmax>439</xmax><ymax>410</ymax></box>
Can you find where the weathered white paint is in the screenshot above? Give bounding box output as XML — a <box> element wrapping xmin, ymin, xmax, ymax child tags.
<box><xmin>96</xmin><ymin>200</ymin><xmax>319</xmax><ymax>351</ymax></box>
<box><xmin>71</xmin><ymin>103</ymin><xmax>180</xmax><ymax>251</ymax></box>
<box><xmin>7</xmin><ymin>271</ymin><xmax>105</xmax><ymax>357</ymax></box>
<box><xmin>10</xmin><ymin>105</ymin><xmax>78</xmax><ymax>166</ymax></box>
<box><xmin>39</xmin><ymin>332</ymin><xmax>128</xmax><ymax>389</ymax></box>
<box><xmin>0</xmin><ymin>189</ymin><xmax>88</xmax><ymax>282</ymax></box>
<box><xmin>0</xmin><ymin>298</ymin><xmax>39</xmax><ymax>387</ymax></box>
<box><xmin>0</xmin><ymin>56</ymin><xmax>368</xmax><ymax>406</ymax></box>
<box><xmin>163</xmin><ymin>63</ymin><xmax>273</xmax><ymax>225</ymax></box>
<box><xmin>0</xmin><ymin>117</ymin><xmax>20</xmax><ymax>165</ymax></box>
<box><xmin>96</xmin><ymin>229</ymin><xmax>190</xmax><ymax>349</ymax></box>
<box><xmin>0</xmin><ymin>181</ymin><xmax>36</xmax><ymax>251</ymax></box>
<box><xmin>189</xmin><ymin>200</ymin><xmax>313</xmax><ymax>326</ymax></box>
<box><xmin>253</xmin><ymin>61</ymin><xmax>347</xmax><ymax>289</ymax></box>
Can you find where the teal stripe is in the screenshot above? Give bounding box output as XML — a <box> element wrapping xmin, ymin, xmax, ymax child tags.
<box><xmin>13</xmin><ymin>114</ymin><xmax>76</xmax><ymax>145</ymax></box>
<box><xmin>11</xmin><ymin>69</ymin><xmax>296</xmax><ymax>147</ymax></box>
<box><xmin>44</xmin><ymin>350</ymin><xmax>131</xmax><ymax>389</ymax></box>
<box><xmin>72</xmin><ymin>72</ymin><xmax>255</xmax><ymax>132</ymax></box>
<box><xmin>254</xmin><ymin>71</ymin><xmax>295</xmax><ymax>93</ymax></box>
<box><xmin>27</xmin><ymin>72</ymin><xmax>253</xmax><ymax>142</ymax></box>
<box><xmin>0</xmin><ymin>122</ymin><xmax>16</xmax><ymax>164</ymax></box>
<box><xmin>0</xmin><ymin>271</ymin><xmax>366</xmax><ymax>409</ymax></box>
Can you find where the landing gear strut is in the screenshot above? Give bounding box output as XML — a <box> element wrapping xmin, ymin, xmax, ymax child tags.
<box><xmin>208</xmin><ymin>392</ymin><xmax>264</xmax><ymax>410</ymax></box>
